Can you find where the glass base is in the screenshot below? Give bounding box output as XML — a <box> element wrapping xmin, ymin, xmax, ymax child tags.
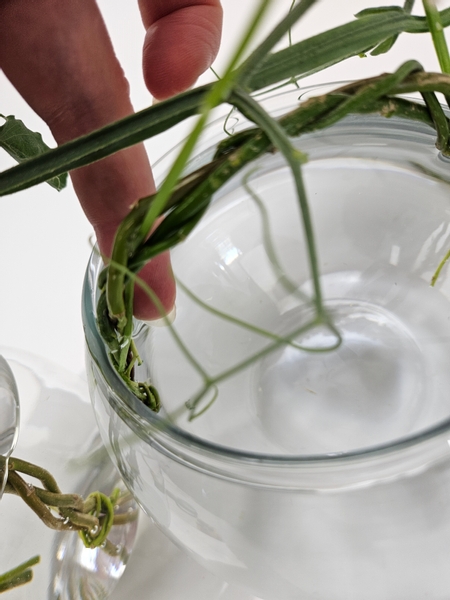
<box><xmin>256</xmin><ymin>297</ymin><xmax>425</xmax><ymax>453</ymax></box>
<box><xmin>111</xmin><ymin>516</ymin><xmax>263</xmax><ymax>600</ymax></box>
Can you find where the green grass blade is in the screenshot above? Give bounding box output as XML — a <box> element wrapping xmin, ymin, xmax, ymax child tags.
<box><xmin>0</xmin><ymin>86</ymin><xmax>210</xmax><ymax>196</ymax></box>
<box><xmin>236</xmin><ymin>0</ymin><xmax>318</xmax><ymax>85</ymax></box>
<box><xmin>246</xmin><ymin>8</ymin><xmax>450</xmax><ymax>91</ymax></box>
<box><xmin>371</xmin><ymin>0</ymin><xmax>416</xmax><ymax>56</ymax></box>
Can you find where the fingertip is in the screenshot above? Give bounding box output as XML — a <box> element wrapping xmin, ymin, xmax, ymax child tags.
<box><xmin>96</xmin><ymin>227</ymin><xmax>176</xmax><ymax>321</ymax></box>
<box><xmin>140</xmin><ymin>303</ymin><xmax>177</xmax><ymax>327</ymax></box>
<box><xmin>132</xmin><ymin>252</ymin><xmax>177</xmax><ymax>321</ymax></box>
<box><xmin>142</xmin><ymin>6</ymin><xmax>222</xmax><ymax>100</ymax></box>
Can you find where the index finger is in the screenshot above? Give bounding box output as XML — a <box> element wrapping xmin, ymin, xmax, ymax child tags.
<box><xmin>0</xmin><ymin>0</ymin><xmax>176</xmax><ymax>320</ymax></box>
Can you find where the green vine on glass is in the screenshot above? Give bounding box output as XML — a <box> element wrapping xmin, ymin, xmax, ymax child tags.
<box><xmin>2</xmin><ymin>0</ymin><xmax>450</xmax><ymax>589</ymax></box>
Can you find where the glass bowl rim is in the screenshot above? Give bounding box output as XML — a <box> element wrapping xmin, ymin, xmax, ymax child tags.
<box><xmin>82</xmin><ymin>83</ymin><xmax>450</xmax><ymax>467</ymax></box>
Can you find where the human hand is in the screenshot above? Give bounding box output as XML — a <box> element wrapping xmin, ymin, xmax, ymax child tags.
<box><xmin>0</xmin><ymin>0</ymin><xmax>223</xmax><ymax>320</ymax></box>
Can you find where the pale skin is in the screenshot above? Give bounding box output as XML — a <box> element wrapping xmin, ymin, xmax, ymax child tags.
<box><xmin>0</xmin><ymin>0</ymin><xmax>223</xmax><ymax>319</ymax></box>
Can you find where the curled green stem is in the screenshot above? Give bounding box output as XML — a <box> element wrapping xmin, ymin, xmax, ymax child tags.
<box><xmin>79</xmin><ymin>491</ymin><xmax>115</xmax><ymax>549</ymax></box>
<box><xmin>5</xmin><ymin>456</ymin><xmax>137</xmax><ymax>556</ymax></box>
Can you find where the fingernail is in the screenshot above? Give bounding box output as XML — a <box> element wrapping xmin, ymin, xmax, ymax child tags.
<box><xmin>142</xmin><ymin>304</ymin><xmax>176</xmax><ymax>327</ymax></box>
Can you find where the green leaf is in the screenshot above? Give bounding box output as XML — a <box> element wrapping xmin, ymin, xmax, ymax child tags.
<box><xmin>370</xmin><ymin>35</ymin><xmax>398</xmax><ymax>56</ymax></box>
<box><xmin>0</xmin><ymin>116</ymin><xmax>67</xmax><ymax>191</ymax></box>
<box><xmin>371</xmin><ymin>0</ymin><xmax>416</xmax><ymax>56</ymax></box>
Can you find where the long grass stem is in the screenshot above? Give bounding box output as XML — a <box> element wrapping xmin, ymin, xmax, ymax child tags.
<box><xmin>229</xmin><ymin>87</ymin><xmax>324</xmax><ymax>315</ymax></box>
<box><xmin>423</xmin><ymin>0</ymin><xmax>450</xmax><ymax>74</ymax></box>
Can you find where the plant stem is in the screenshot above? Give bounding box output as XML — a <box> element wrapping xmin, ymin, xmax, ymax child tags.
<box><xmin>7</xmin><ymin>470</ymin><xmax>78</xmax><ymax>531</ymax></box>
<box><xmin>420</xmin><ymin>90</ymin><xmax>450</xmax><ymax>152</ymax></box>
<box><xmin>242</xmin><ymin>172</ymin><xmax>311</xmax><ymax>303</ymax></box>
<box><xmin>431</xmin><ymin>249</ymin><xmax>450</xmax><ymax>285</ymax></box>
<box><xmin>315</xmin><ymin>60</ymin><xmax>423</xmax><ymax>130</ymax></box>
<box><xmin>5</xmin><ymin>455</ymin><xmax>135</xmax><ymax>553</ymax></box>
<box><xmin>177</xmin><ymin>280</ymin><xmax>315</xmax><ymax>351</ymax></box>
<box><xmin>182</xmin><ymin>315</ymin><xmax>339</xmax><ymax>421</ymax></box>
<box><xmin>106</xmin><ymin>259</ymin><xmax>209</xmax><ymax>380</ymax></box>
<box><xmin>9</xmin><ymin>457</ymin><xmax>60</xmax><ymax>493</ymax></box>
<box><xmin>229</xmin><ymin>87</ymin><xmax>324</xmax><ymax>314</ymax></box>
<box><xmin>423</xmin><ymin>0</ymin><xmax>450</xmax><ymax>73</ymax></box>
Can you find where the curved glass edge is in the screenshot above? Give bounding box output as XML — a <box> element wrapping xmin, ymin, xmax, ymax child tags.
<box><xmin>83</xmin><ymin>250</ymin><xmax>450</xmax><ymax>472</ymax></box>
<box><xmin>81</xmin><ymin>86</ymin><xmax>450</xmax><ymax>469</ymax></box>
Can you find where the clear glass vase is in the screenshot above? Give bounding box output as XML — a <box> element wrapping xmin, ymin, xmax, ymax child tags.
<box><xmin>83</xmin><ymin>84</ymin><xmax>450</xmax><ymax>600</ymax></box>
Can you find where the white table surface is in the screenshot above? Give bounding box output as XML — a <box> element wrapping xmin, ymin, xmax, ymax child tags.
<box><xmin>0</xmin><ymin>1</ymin><xmax>447</xmax><ymax>598</ymax></box>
